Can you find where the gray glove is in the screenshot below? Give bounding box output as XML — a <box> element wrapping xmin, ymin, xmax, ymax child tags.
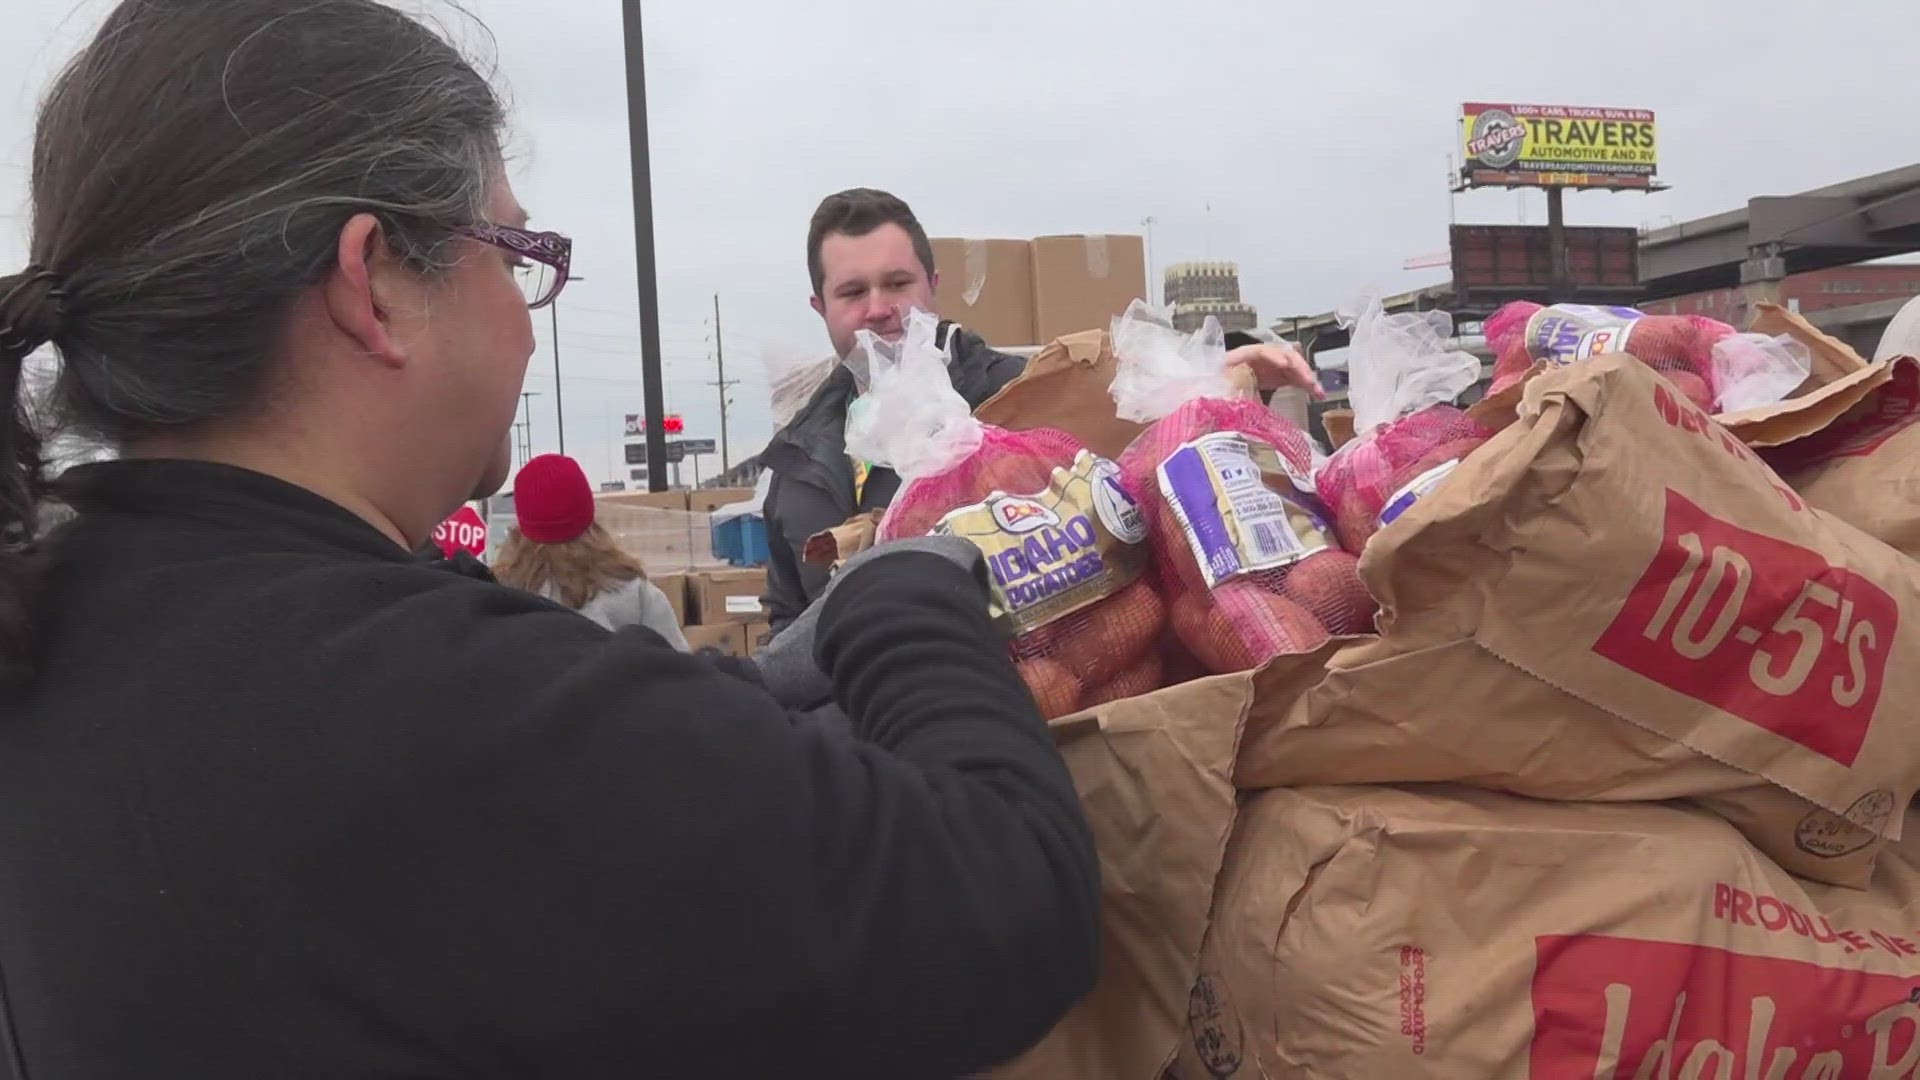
<box><xmin>753</xmin><ymin>535</ymin><xmax>990</xmax><ymax>710</ymax></box>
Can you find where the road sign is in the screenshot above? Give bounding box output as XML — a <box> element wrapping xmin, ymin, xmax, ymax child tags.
<box><xmin>625</xmin><ymin>413</ymin><xmax>684</xmax><ymax>437</ymax></box>
<box><xmin>630</xmin><ymin>467</ymin><xmax>647</xmax><ymax>481</ymax></box>
<box><xmin>625</xmin><ymin>440</ymin><xmax>688</xmax><ymax>466</ymax></box>
<box><xmin>432</xmin><ymin>504</ymin><xmax>488</xmax><ymax>560</ymax></box>
<box><xmin>679</xmin><ymin>438</ymin><xmax>717</xmax><ymax>455</ymax></box>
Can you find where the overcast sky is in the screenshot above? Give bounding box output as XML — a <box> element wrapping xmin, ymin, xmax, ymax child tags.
<box><xmin>5</xmin><ymin>0</ymin><xmax>1918</xmax><ymax>488</ymax></box>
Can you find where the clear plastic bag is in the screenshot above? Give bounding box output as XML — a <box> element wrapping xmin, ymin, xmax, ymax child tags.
<box><xmin>757</xmin><ymin>344</ymin><xmax>840</xmax><ymax>430</ymax></box>
<box><xmin>1315</xmin><ymin>293</ymin><xmax>1494</xmax><ymax>552</ymax></box>
<box><xmin>1341</xmin><ymin>294</ymin><xmax>1481</xmax><ymax>435</ymax></box>
<box><xmin>1108</xmin><ymin>302</ymin><xmax>1364</xmax><ymax>673</ymax></box>
<box><xmin>1109</xmin><ymin>302</ymin><xmax>1239</xmax><ymax>424</ymax></box>
<box><xmin>1711</xmin><ymin>332</ymin><xmax>1813</xmax><ymax>414</ymax></box>
<box><xmin>844</xmin><ymin>309</ymin><xmax>981</xmax><ymax>481</ymax></box>
<box><xmin>850</xmin><ymin>308</ymin><xmax>1164</xmax><ymax>717</ymax></box>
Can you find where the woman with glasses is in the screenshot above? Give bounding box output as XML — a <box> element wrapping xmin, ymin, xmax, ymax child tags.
<box><xmin>0</xmin><ymin>2</ymin><xmax>1097</xmax><ymax>1078</ymax></box>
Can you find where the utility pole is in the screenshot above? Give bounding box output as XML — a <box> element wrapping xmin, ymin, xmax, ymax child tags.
<box><xmin>710</xmin><ymin>292</ymin><xmax>739</xmax><ymax>473</ymax></box>
<box><xmin>621</xmin><ymin>0</ymin><xmax>669</xmax><ymax>493</ymax></box>
<box><xmin>515</xmin><ymin>390</ymin><xmax>541</xmax><ymax>472</ymax></box>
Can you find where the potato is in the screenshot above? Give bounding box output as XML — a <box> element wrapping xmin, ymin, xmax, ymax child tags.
<box><xmin>1666</xmin><ymin>370</ymin><xmax>1713</xmax><ymax>413</ymax></box>
<box><xmin>973</xmin><ymin>451</ymin><xmax>1059</xmax><ymax>499</ymax></box>
<box><xmin>1281</xmin><ymin>551</ymin><xmax>1375</xmax><ymax>636</ymax></box>
<box><xmin>1046</xmin><ymin>579</ymin><xmax>1167</xmax><ymax>686</ymax></box>
<box><xmin>1080</xmin><ymin>653</ymin><xmax>1168</xmax><ymax>709</ymax></box>
<box><xmin>1015</xmin><ymin>657</ymin><xmax>1083</xmax><ymax>720</ymax></box>
<box><xmin>1160</xmin><ymin>634</ymin><xmax>1211</xmax><ymax>688</ymax></box>
<box><xmin>1171</xmin><ymin>583</ymin><xmax>1327</xmax><ymax>675</ymax></box>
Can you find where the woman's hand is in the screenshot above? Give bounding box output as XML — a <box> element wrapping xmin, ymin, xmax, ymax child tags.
<box><xmin>1228</xmin><ymin>341</ymin><xmax>1324</xmax><ymax>399</ymax></box>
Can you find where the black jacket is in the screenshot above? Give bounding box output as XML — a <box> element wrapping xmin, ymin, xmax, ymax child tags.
<box><xmin>0</xmin><ymin>459</ymin><xmax>1098</xmax><ymax>1079</ymax></box>
<box><xmin>760</xmin><ymin>323</ymin><xmax>1026</xmax><ymax>633</ymax></box>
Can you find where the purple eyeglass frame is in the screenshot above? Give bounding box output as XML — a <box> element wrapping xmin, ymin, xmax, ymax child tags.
<box><xmin>456</xmin><ymin>222</ymin><xmax>573</xmax><ymax>310</ymax></box>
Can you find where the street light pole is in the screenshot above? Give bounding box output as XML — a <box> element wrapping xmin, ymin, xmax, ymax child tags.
<box><xmin>550</xmin><ymin>274</ymin><xmax>583</xmax><ymax>456</ymax></box>
<box><xmin>621</xmin><ymin>0</ymin><xmax>669</xmax><ymax>493</ymax></box>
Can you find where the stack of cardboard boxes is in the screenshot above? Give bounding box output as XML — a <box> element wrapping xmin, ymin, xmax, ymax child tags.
<box><xmin>658</xmin><ymin>565</ymin><xmax>770</xmax><ymax>658</ymax></box>
<box><xmin>596</xmin><ymin>487</ymin><xmax>769</xmax><ymax>657</ymax></box>
<box><xmin>928</xmin><ymin>234</ymin><xmax>1147</xmax><ymax>349</ymax></box>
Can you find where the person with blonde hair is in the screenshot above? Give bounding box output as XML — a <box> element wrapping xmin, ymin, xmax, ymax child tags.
<box><xmin>493</xmin><ymin>453</ymin><xmax>689</xmax><ymax>649</ymax></box>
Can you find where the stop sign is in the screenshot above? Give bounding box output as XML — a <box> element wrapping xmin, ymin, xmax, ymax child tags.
<box><xmin>433</xmin><ymin>505</ymin><xmax>488</xmax><ymax>560</ymax></box>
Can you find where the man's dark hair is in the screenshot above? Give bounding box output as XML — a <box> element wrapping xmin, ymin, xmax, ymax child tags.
<box><xmin>806</xmin><ymin>188</ymin><xmax>936</xmax><ymax>297</ymax></box>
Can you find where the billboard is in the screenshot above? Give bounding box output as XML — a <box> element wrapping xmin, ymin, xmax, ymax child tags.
<box><xmin>1449</xmin><ymin>225</ymin><xmax>1640</xmax><ymax>294</ymax></box>
<box><xmin>1458</xmin><ymin>103</ymin><xmax>1657</xmax><ymax>191</ymax></box>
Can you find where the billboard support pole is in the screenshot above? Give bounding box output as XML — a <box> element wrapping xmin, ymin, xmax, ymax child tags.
<box><xmin>1546</xmin><ymin>186</ymin><xmax>1569</xmax><ymax>286</ymax></box>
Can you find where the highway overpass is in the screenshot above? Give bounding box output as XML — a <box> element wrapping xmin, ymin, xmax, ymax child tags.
<box><xmin>1277</xmin><ymin>163</ymin><xmax>1920</xmax><ymax>357</ymax></box>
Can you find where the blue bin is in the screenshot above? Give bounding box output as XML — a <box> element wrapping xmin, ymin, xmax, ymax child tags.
<box><xmin>711</xmin><ymin>514</ymin><xmax>771</xmax><ymax>567</ymax></box>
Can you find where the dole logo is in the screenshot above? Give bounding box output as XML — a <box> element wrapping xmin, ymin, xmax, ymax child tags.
<box><xmin>994</xmin><ymin>497</ymin><xmax>1060</xmax><ymax>534</ymax></box>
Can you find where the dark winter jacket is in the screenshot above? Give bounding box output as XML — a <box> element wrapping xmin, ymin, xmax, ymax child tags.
<box><xmin>760</xmin><ymin>322</ymin><xmax>1027</xmax><ymax>633</ymax></box>
<box><xmin>0</xmin><ymin>458</ymin><xmax>1099</xmax><ymax>1079</ymax></box>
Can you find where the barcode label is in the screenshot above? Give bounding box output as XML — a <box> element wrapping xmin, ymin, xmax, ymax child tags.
<box><xmin>1158</xmin><ymin>434</ymin><xmax>1326</xmax><ymax>589</ymax></box>
<box><xmin>1247</xmin><ymin>518</ymin><xmax>1305</xmax><ymax>562</ymax></box>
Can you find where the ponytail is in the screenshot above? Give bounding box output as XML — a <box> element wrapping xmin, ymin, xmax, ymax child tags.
<box><xmin>0</xmin><ymin>267</ymin><xmax>62</xmax><ymax>687</ymax></box>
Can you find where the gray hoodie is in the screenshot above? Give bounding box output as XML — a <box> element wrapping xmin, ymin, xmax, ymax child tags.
<box><xmin>543</xmin><ymin>578</ymin><xmax>690</xmax><ymax>651</ymax></box>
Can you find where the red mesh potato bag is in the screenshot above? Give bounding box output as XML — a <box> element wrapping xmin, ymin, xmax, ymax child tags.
<box><xmin>1313</xmin><ymin>296</ymin><xmax>1495</xmax><ymax>552</ymax></box>
<box><xmin>1108</xmin><ymin>302</ymin><xmax>1370</xmax><ymax>674</ymax></box>
<box><xmin>1483</xmin><ymin>301</ymin><xmax>1733</xmax><ymax>410</ymax></box>
<box><xmin>848</xmin><ymin>309</ymin><xmax>1165</xmax><ymax>719</ymax></box>
<box><xmin>877</xmin><ymin>426</ymin><xmax>1081</xmax><ymax>543</ymax></box>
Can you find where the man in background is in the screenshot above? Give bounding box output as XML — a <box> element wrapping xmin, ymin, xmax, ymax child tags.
<box><xmin>759</xmin><ymin>188</ymin><xmax>1027</xmax><ymax>633</ymax></box>
<box><xmin>760</xmin><ymin>188</ymin><xmax>1321</xmax><ymax>634</ymax></box>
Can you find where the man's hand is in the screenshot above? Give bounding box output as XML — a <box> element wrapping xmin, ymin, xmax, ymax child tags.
<box><xmin>1228</xmin><ymin>342</ymin><xmax>1324</xmax><ymax>399</ymax></box>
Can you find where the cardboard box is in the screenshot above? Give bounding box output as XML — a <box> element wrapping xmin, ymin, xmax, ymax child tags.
<box><xmin>974</xmin><ymin>327</ymin><xmax>1255</xmax><ymax>463</ymax></box>
<box><xmin>1030</xmin><ymin>234</ymin><xmax>1147</xmax><ymax>345</ymax></box>
<box><xmin>930</xmin><ymin>237</ymin><xmax>1036</xmax><ymax>348</ymax></box>
<box><xmin>652</xmin><ymin>572</ymin><xmax>688</xmax><ymax>628</ymax></box>
<box><xmin>681</xmin><ymin>622</ymin><xmax>747</xmax><ymax>658</ymax></box>
<box><xmin>1321</xmin><ymin>406</ymin><xmax>1357</xmax><ymax>448</ymax></box>
<box><xmin>596</xmin><ymin>504</ymin><xmax>715</xmax><ymax>574</ymax></box>
<box><xmin>743</xmin><ymin>621</ymin><xmax>772</xmax><ymax>655</ymax></box>
<box><xmin>688</xmin><ymin>487</ymin><xmax>756</xmax><ymax>515</ymax></box>
<box><xmin>688</xmin><ymin>567</ymin><xmax>768</xmax><ymax>626</ymax></box>
<box><xmin>596</xmin><ymin>489</ymin><xmax>690</xmax><ymax>513</ymax></box>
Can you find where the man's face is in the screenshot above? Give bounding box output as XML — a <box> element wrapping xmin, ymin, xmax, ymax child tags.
<box><xmin>811</xmin><ymin>222</ymin><xmax>937</xmax><ymax>360</ymax></box>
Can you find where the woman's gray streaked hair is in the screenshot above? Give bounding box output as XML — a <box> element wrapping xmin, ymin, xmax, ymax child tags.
<box><xmin>0</xmin><ymin>0</ymin><xmax>507</xmax><ymax>684</ymax></box>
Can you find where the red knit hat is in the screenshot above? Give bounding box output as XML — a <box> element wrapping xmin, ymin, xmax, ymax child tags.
<box><xmin>513</xmin><ymin>454</ymin><xmax>596</xmax><ymax>543</ymax></box>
